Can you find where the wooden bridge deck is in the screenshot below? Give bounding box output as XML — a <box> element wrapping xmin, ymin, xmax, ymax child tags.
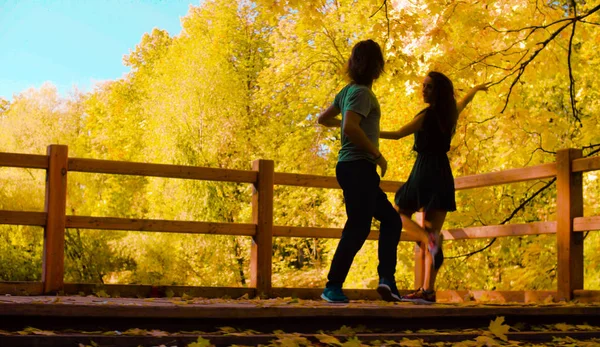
<box><xmin>3</xmin><ymin>295</ymin><xmax>600</xmax><ymax>319</ymax></box>
<box><xmin>3</xmin><ymin>296</ymin><xmax>600</xmax><ymax>346</ymax></box>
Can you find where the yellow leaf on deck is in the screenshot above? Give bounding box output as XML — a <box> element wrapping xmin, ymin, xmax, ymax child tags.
<box><xmin>187</xmin><ymin>336</ymin><xmax>212</xmax><ymax>347</ymax></box>
<box><xmin>123</xmin><ymin>328</ymin><xmax>146</xmax><ymax>336</ymax></box>
<box><xmin>576</xmin><ymin>324</ymin><xmax>597</xmax><ymax>331</ymax></box>
<box><xmin>149</xmin><ymin>329</ymin><xmax>169</xmax><ymax>337</ymax></box>
<box><xmin>341</xmin><ymin>337</ymin><xmax>366</xmax><ymax>347</ymax></box>
<box><xmin>416</xmin><ymin>329</ymin><xmax>437</xmax><ymax>333</ymax></box>
<box><xmin>554</xmin><ymin>323</ymin><xmax>574</xmax><ymax>331</ymax></box>
<box><xmin>332</xmin><ymin>325</ymin><xmax>355</xmax><ymax>335</ymax></box>
<box><xmin>315</xmin><ymin>333</ymin><xmax>342</xmax><ymax>346</ymax></box>
<box><xmin>398</xmin><ymin>337</ymin><xmax>423</xmax><ymax>346</ymax></box>
<box><xmin>478</xmin><ymin>293</ymin><xmax>491</xmax><ymax>302</ymax></box>
<box><xmin>475</xmin><ymin>335</ymin><xmax>500</xmax><ymax>346</ymax></box>
<box><xmin>95</xmin><ymin>290</ymin><xmax>110</xmax><ymax>298</ymax></box>
<box><xmin>218</xmin><ymin>326</ymin><xmax>237</xmax><ymax>334</ymax></box>
<box><xmin>488</xmin><ymin>316</ymin><xmax>510</xmax><ymax>341</ymax></box>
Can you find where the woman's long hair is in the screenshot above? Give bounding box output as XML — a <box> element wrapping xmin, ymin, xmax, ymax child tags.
<box><xmin>427</xmin><ymin>71</ymin><xmax>458</xmax><ymax>136</ymax></box>
<box><xmin>347</xmin><ymin>40</ymin><xmax>384</xmax><ymax>86</ymax></box>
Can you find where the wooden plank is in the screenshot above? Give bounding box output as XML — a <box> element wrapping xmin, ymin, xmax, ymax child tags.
<box><xmin>454</xmin><ymin>163</ymin><xmax>557</xmax><ymax>190</ymax></box>
<box><xmin>573</xmin><ymin>216</ymin><xmax>600</xmax><ymax>232</ymax></box>
<box><xmin>0</xmin><ymin>210</ymin><xmax>47</xmax><ymax>226</ymax></box>
<box><xmin>438</xmin><ymin>290</ymin><xmax>556</xmax><ymax>303</ymax></box>
<box><xmin>272</xmin><ymin>287</ymin><xmax>384</xmax><ymax>301</ymax></box>
<box><xmin>273</xmin><ymin>172</ymin><xmax>339</xmax><ymax>189</ymax></box>
<box><xmin>62</xmin><ymin>283</ymin><xmax>255</xmax><ymax>299</ymax></box>
<box><xmin>272</xmin><ymin>226</ymin><xmax>343</xmax><ymax>239</ymax></box>
<box><xmin>556</xmin><ymin>148</ymin><xmax>584</xmax><ymax>301</ymax></box>
<box><xmin>43</xmin><ymin>145</ymin><xmax>68</xmax><ymax>294</ymax></box>
<box><xmin>251</xmin><ymin>160</ymin><xmax>274</xmax><ymax>296</ymax></box>
<box><xmin>273</xmin><ymin>222</ymin><xmax>555</xmax><ymax>242</ymax></box>
<box><xmin>274</xmin><ymin>289</ymin><xmax>558</xmax><ymax>303</ymax></box>
<box><xmin>68</xmin><ymin>157</ymin><xmax>257</xmax><ymax>183</ymax></box>
<box><xmin>0</xmin><ymin>282</ymin><xmax>43</xmax><ymax>295</ymax></box>
<box><xmin>272</xmin><ymin>172</ymin><xmax>402</xmax><ymax>193</ymax></box>
<box><xmin>380</xmin><ymin>180</ymin><xmax>403</xmax><ymax>193</ymax></box>
<box><xmin>66</xmin><ymin>215</ymin><xmax>256</xmax><ymax>236</ymax></box>
<box><xmin>3</xmin><ymin>296</ymin><xmax>600</xmax><ymax>319</ymax></box>
<box><xmin>572</xmin><ymin>156</ymin><xmax>600</xmax><ymax>173</ymax></box>
<box><xmin>442</xmin><ymin>221</ymin><xmax>556</xmax><ymax>240</ymax></box>
<box><xmin>573</xmin><ymin>290</ymin><xmax>600</xmax><ymax>303</ymax></box>
<box><xmin>5</xmin><ymin>331</ymin><xmax>600</xmax><ymax>347</ymax></box>
<box><xmin>0</xmin><ymin>152</ymin><xmax>48</xmax><ymax>169</ymax></box>
<box><xmin>272</xmin><ymin>226</ymin><xmax>420</xmax><ymax>242</ymax></box>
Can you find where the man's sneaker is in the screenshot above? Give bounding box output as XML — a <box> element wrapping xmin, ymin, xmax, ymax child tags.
<box><xmin>377</xmin><ymin>278</ymin><xmax>401</xmax><ymax>302</ymax></box>
<box><xmin>428</xmin><ymin>233</ymin><xmax>444</xmax><ymax>271</ymax></box>
<box><xmin>401</xmin><ymin>288</ymin><xmax>436</xmax><ymax>305</ymax></box>
<box><xmin>321</xmin><ymin>287</ymin><xmax>349</xmax><ymax>303</ymax></box>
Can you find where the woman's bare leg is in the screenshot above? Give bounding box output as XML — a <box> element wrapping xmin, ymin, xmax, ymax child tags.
<box><xmin>422</xmin><ymin>209</ymin><xmax>447</xmax><ymax>291</ymax></box>
<box><xmin>396</xmin><ymin>207</ymin><xmax>429</xmax><ymax>244</ymax></box>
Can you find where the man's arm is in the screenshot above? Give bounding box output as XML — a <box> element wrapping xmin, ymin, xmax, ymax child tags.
<box><xmin>317</xmin><ymin>105</ymin><xmax>342</xmax><ymax>127</ymax></box>
<box><xmin>343</xmin><ymin>111</ymin><xmax>387</xmax><ymax>177</ymax></box>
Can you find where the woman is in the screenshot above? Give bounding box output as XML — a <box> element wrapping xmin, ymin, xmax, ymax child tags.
<box><xmin>382</xmin><ymin>71</ymin><xmax>488</xmax><ymax>304</ymax></box>
<box><xmin>318</xmin><ymin>39</ymin><xmax>403</xmax><ymax>303</ymax></box>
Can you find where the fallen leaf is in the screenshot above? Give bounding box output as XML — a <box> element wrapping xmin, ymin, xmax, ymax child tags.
<box><xmin>476</xmin><ymin>335</ymin><xmax>500</xmax><ymax>346</ymax></box>
<box><xmin>187</xmin><ymin>336</ymin><xmax>212</xmax><ymax>347</ymax></box>
<box><xmin>554</xmin><ymin>323</ymin><xmax>574</xmax><ymax>331</ymax></box>
<box><xmin>398</xmin><ymin>337</ymin><xmax>423</xmax><ymax>346</ymax></box>
<box><xmin>149</xmin><ymin>329</ymin><xmax>169</xmax><ymax>337</ymax></box>
<box><xmin>315</xmin><ymin>333</ymin><xmax>342</xmax><ymax>346</ymax></box>
<box><xmin>488</xmin><ymin>316</ymin><xmax>510</xmax><ymax>341</ymax></box>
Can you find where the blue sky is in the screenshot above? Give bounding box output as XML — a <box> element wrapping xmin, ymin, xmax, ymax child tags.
<box><xmin>0</xmin><ymin>0</ymin><xmax>197</xmax><ymax>100</ymax></box>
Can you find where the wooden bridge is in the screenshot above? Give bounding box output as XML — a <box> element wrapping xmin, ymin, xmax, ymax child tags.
<box><xmin>1</xmin><ymin>145</ymin><xmax>600</xmax><ymax>346</ymax></box>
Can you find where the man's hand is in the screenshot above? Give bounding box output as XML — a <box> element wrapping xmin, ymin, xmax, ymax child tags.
<box><xmin>375</xmin><ymin>155</ymin><xmax>387</xmax><ymax>178</ymax></box>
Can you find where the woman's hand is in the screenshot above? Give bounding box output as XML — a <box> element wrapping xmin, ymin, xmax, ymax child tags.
<box><xmin>474</xmin><ymin>82</ymin><xmax>490</xmax><ymax>92</ymax></box>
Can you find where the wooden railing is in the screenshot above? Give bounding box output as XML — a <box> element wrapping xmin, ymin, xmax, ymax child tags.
<box><xmin>1</xmin><ymin>145</ymin><xmax>600</xmax><ymax>302</ymax></box>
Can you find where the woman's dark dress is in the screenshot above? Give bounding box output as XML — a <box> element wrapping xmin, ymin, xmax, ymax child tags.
<box><xmin>394</xmin><ymin>108</ymin><xmax>457</xmax><ymax>212</ymax></box>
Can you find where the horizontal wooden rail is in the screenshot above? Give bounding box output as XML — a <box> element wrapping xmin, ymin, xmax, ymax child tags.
<box><xmin>273</xmin><ymin>172</ymin><xmax>402</xmax><ymax>193</ymax></box>
<box><xmin>455</xmin><ymin>163</ymin><xmax>557</xmax><ymax>190</ymax></box>
<box><xmin>0</xmin><ymin>210</ymin><xmax>46</xmax><ymax>226</ymax></box>
<box><xmin>2</xmin><ymin>210</ymin><xmax>597</xmax><ymax>240</ymax></box>
<box><xmin>0</xmin><ymin>152</ymin><xmax>48</xmax><ymax>169</ymax></box>
<box><xmin>68</xmin><ymin>158</ymin><xmax>257</xmax><ymax>183</ymax></box>
<box><xmin>273</xmin><ymin>226</ymin><xmax>420</xmax><ymax>242</ymax></box>
<box><xmin>273</xmin><ymin>222</ymin><xmax>560</xmax><ymax>242</ymax></box>
<box><xmin>572</xmin><ymin>156</ymin><xmax>600</xmax><ymax>173</ymax></box>
<box><xmin>65</xmin><ymin>215</ymin><xmax>256</xmax><ymax>236</ymax></box>
<box><xmin>442</xmin><ymin>221</ymin><xmax>556</xmax><ymax>240</ymax></box>
<box><xmin>274</xmin><ymin>164</ymin><xmax>558</xmax><ymax>193</ymax></box>
<box><xmin>273</xmin><ymin>173</ymin><xmax>339</xmax><ymax>189</ymax></box>
<box><xmin>574</xmin><ymin>216</ymin><xmax>600</xmax><ymax>232</ymax></box>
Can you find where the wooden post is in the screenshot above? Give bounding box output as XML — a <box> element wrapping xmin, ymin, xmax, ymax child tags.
<box><xmin>414</xmin><ymin>212</ymin><xmax>426</xmax><ymax>289</ymax></box>
<box><xmin>250</xmin><ymin>159</ymin><xmax>274</xmax><ymax>297</ymax></box>
<box><xmin>43</xmin><ymin>145</ymin><xmax>69</xmax><ymax>294</ymax></box>
<box><xmin>556</xmin><ymin>148</ymin><xmax>584</xmax><ymax>301</ymax></box>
